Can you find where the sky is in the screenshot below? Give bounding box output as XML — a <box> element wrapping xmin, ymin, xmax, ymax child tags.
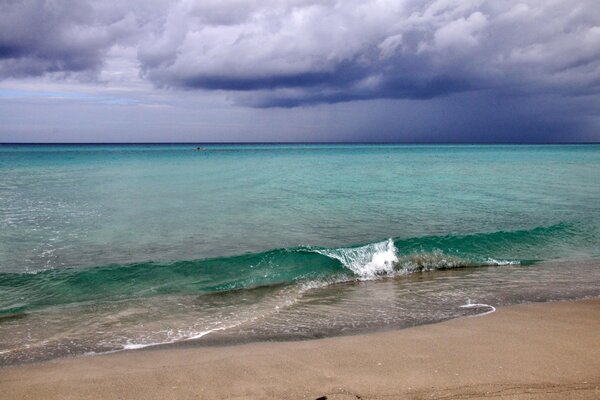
<box><xmin>1</xmin><ymin>0</ymin><xmax>600</xmax><ymax>143</ymax></box>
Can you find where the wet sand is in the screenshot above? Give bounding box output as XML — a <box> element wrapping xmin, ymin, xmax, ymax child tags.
<box><xmin>1</xmin><ymin>299</ymin><xmax>599</xmax><ymax>399</ymax></box>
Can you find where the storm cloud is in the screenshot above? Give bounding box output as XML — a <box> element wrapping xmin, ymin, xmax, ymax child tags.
<box><xmin>1</xmin><ymin>0</ymin><xmax>599</xmax><ymax>107</ymax></box>
<box><xmin>1</xmin><ymin>1</ymin><xmax>600</xmax><ymax>143</ymax></box>
<box><xmin>142</xmin><ymin>0</ymin><xmax>600</xmax><ymax>107</ymax></box>
<box><xmin>0</xmin><ymin>0</ymin><xmax>138</xmax><ymax>78</ymax></box>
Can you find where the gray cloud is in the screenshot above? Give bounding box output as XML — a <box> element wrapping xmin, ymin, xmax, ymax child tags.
<box><xmin>136</xmin><ymin>0</ymin><xmax>600</xmax><ymax>106</ymax></box>
<box><xmin>0</xmin><ymin>0</ymin><xmax>159</xmax><ymax>79</ymax></box>
<box><xmin>1</xmin><ymin>0</ymin><xmax>600</xmax><ymax>110</ymax></box>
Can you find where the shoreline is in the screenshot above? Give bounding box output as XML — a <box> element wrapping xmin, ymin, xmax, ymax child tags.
<box><xmin>2</xmin><ymin>299</ymin><xmax>599</xmax><ymax>399</ymax></box>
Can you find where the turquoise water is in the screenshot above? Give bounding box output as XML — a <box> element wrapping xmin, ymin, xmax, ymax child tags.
<box><xmin>1</xmin><ymin>144</ymin><xmax>600</xmax><ymax>364</ymax></box>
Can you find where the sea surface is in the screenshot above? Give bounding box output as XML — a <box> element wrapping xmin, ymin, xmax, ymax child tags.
<box><xmin>1</xmin><ymin>143</ymin><xmax>600</xmax><ymax>365</ymax></box>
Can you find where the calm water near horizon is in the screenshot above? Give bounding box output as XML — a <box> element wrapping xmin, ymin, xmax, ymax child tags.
<box><xmin>1</xmin><ymin>143</ymin><xmax>600</xmax><ymax>365</ymax></box>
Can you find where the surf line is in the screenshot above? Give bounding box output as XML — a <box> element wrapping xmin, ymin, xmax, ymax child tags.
<box><xmin>459</xmin><ymin>303</ymin><xmax>496</xmax><ymax>317</ymax></box>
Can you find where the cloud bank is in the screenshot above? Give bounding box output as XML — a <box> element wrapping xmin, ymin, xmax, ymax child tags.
<box><xmin>1</xmin><ymin>0</ymin><xmax>600</xmax><ymax>144</ymax></box>
<box><xmin>1</xmin><ymin>0</ymin><xmax>599</xmax><ymax>108</ymax></box>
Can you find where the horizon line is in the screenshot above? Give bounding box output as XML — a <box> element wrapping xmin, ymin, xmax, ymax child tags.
<box><xmin>2</xmin><ymin>141</ymin><xmax>600</xmax><ymax>145</ymax></box>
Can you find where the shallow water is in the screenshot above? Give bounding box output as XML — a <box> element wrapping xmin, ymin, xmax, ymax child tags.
<box><xmin>1</xmin><ymin>144</ymin><xmax>599</xmax><ymax>365</ymax></box>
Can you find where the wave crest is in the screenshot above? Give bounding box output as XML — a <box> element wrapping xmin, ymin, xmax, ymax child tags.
<box><xmin>314</xmin><ymin>239</ymin><xmax>398</xmax><ymax>278</ymax></box>
<box><xmin>315</xmin><ymin>239</ymin><xmax>518</xmax><ymax>279</ymax></box>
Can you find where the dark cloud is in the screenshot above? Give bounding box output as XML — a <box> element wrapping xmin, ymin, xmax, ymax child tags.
<box><xmin>0</xmin><ymin>0</ymin><xmax>600</xmax><ymax>141</ymax></box>
<box><xmin>174</xmin><ymin>71</ymin><xmax>341</xmax><ymax>91</ymax></box>
<box><xmin>134</xmin><ymin>0</ymin><xmax>600</xmax><ymax>107</ymax></box>
<box><xmin>0</xmin><ymin>0</ymin><xmax>147</xmax><ymax>78</ymax></box>
<box><xmin>236</xmin><ymin>74</ymin><xmax>472</xmax><ymax>108</ymax></box>
<box><xmin>1</xmin><ymin>0</ymin><xmax>600</xmax><ymax>115</ymax></box>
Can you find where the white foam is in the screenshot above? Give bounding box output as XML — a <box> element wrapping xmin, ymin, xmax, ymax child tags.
<box><xmin>485</xmin><ymin>258</ymin><xmax>520</xmax><ymax>266</ymax></box>
<box><xmin>122</xmin><ymin>326</ymin><xmax>228</xmax><ymax>351</ymax></box>
<box><xmin>317</xmin><ymin>239</ymin><xmax>519</xmax><ymax>279</ymax></box>
<box><xmin>315</xmin><ymin>239</ymin><xmax>398</xmax><ymax>279</ymax></box>
<box><xmin>122</xmin><ymin>342</ymin><xmax>151</xmax><ymax>350</ymax></box>
<box><xmin>117</xmin><ymin>281</ymin><xmax>326</xmax><ymax>354</ymax></box>
<box><xmin>185</xmin><ymin>327</ymin><xmax>227</xmax><ymax>341</ymax></box>
<box><xmin>459</xmin><ymin>303</ymin><xmax>496</xmax><ymax>317</ymax></box>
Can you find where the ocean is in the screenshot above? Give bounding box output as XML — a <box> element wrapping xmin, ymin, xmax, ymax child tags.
<box><xmin>1</xmin><ymin>143</ymin><xmax>599</xmax><ymax>365</ymax></box>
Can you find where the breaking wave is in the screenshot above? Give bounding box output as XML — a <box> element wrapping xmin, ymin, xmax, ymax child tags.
<box><xmin>0</xmin><ymin>222</ymin><xmax>588</xmax><ymax>314</ymax></box>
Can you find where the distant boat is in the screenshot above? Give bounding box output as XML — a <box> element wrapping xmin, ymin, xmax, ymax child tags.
<box><xmin>194</xmin><ymin>147</ymin><xmax>207</xmax><ymax>150</ymax></box>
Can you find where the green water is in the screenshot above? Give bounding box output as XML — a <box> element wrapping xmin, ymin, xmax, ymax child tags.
<box><xmin>1</xmin><ymin>144</ymin><xmax>599</xmax><ymax>364</ymax></box>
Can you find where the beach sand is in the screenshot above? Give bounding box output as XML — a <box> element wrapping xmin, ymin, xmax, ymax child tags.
<box><xmin>1</xmin><ymin>299</ymin><xmax>599</xmax><ymax>399</ymax></box>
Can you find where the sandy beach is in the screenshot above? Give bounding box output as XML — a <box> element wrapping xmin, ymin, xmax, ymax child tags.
<box><xmin>1</xmin><ymin>299</ymin><xmax>598</xmax><ymax>399</ymax></box>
